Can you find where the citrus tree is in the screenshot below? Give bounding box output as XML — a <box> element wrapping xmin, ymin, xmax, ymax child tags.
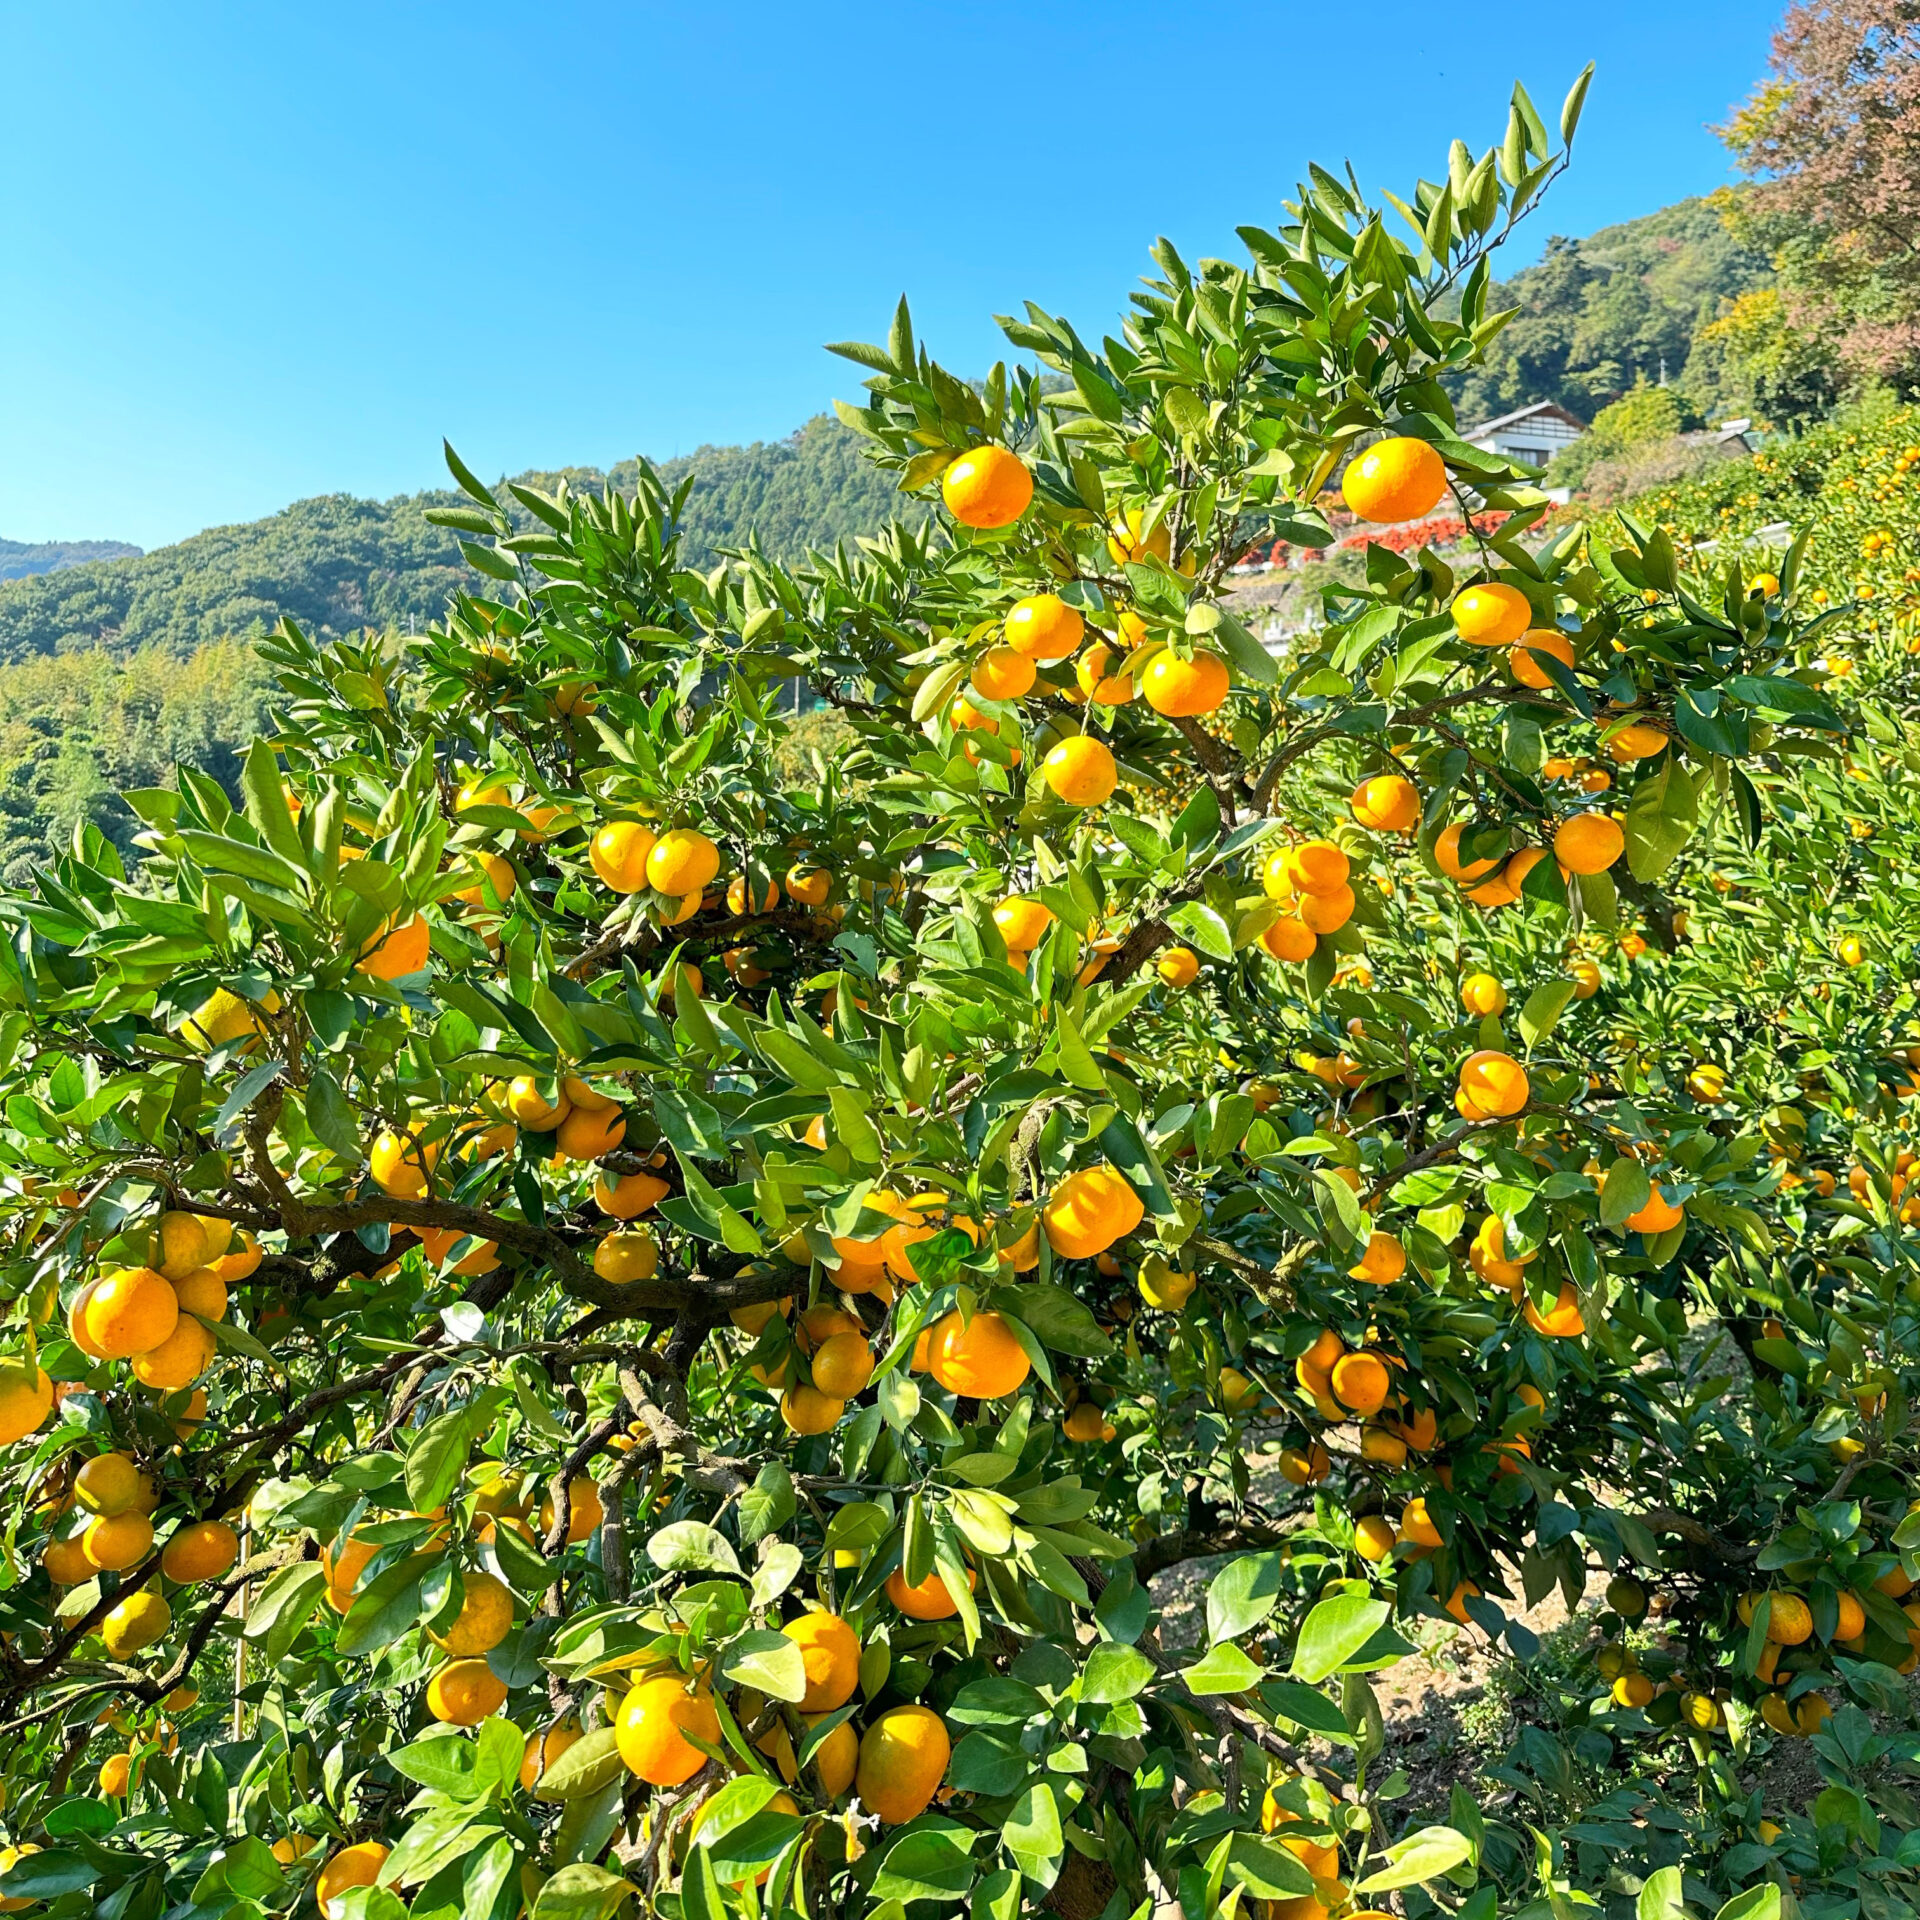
<box><xmin>0</xmin><ymin>67</ymin><xmax>1911</xmax><ymax>1920</ymax></box>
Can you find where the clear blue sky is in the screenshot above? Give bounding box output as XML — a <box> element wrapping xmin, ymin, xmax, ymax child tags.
<box><xmin>2</xmin><ymin>0</ymin><xmax>1783</xmax><ymax>552</ymax></box>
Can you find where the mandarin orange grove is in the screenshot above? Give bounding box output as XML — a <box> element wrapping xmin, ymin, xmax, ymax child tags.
<box><xmin>0</xmin><ymin>70</ymin><xmax>1913</xmax><ymax>1920</ymax></box>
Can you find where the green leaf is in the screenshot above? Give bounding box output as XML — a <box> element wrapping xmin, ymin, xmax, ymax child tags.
<box><xmin>1207</xmin><ymin>1552</ymin><xmax>1285</xmax><ymax>1643</ymax></box>
<box><xmin>1625</xmin><ymin>757</ymin><xmax>1698</xmax><ymax>882</ymax></box>
<box><xmin>1167</xmin><ymin>901</ymin><xmax>1234</xmax><ymax>961</ymax></box>
<box><xmin>1354</xmin><ymin>1825</ymin><xmax>1475</xmax><ymax>1893</ymax></box>
<box><xmin>720</xmin><ymin>1629</ymin><xmax>808</xmax><ymax>1703</ymax></box>
<box><xmin>827</xmin><ymin>1086</ymin><xmax>883</xmax><ymax>1166</ymax></box>
<box><xmin>871</xmin><ymin>1826</ymin><xmax>979</xmax><ymax>1903</ymax></box>
<box><xmin>647</xmin><ymin>1521</ymin><xmax>742</xmax><ymax>1575</ymax></box>
<box><xmin>1080</xmin><ymin>1642</ymin><xmax>1154</xmax><ymax>1703</ymax></box>
<box><xmin>241</xmin><ymin>739</ymin><xmax>307</xmax><ymax>868</ymax></box>
<box><xmin>738</xmin><ymin>1461</ymin><xmax>796</xmax><ymax>1547</ymax></box>
<box><xmin>532</xmin><ymin>1862</ymin><xmax>641</xmax><ymax>1920</ymax></box>
<box><xmin>241</xmin><ymin>1561</ymin><xmax>328</xmax><ymax>1643</ymax></box>
<box><xmin>334</xmin><ymin>1551</ymin><xmax>437</xmax><ymax>1657</ymax></box>
<box><xmin>534</xmin><ymin>1728</ymin><xmax>627</xmax><ymax>1804</ymax></box>
<box><xmin>1599</xmin><ymin>1159</ymin><xmax>1651</xmax><ymax>1230</ymax></box>
<box><xmin>1638</xmin><ymin>1866</ymin><xmax>1686</xmax><ymax>1920</ymax></box>
<box><xmin>405</xmin><ymin>1407</ymin><xmax>472</xmax><ymax>1515</ymax></box>
<box><xmin>1518</xmin><ymin>980</ymin><xmax>1577</xmax><ymax>1051</ymax></box>
<box><xmin>1182</xmin><ymin>1643</ymin><xmax>1266</xmax><ymax>1695</ymax></box>
<box><xmin>1004</xmin><ymin>1781</ymin><xmax>1065</xmax><ymax>1877</ymax></box>
<box><xmin>1291</xmin><ymin>1594</ymin><xmax>1390</xmax><ymax>1683</ymax></box>
<box><xmin>1216</xmin><ymin>612</ymin><xmax>1280</xmax><ymax>685</ymax></box>
<box><xmin>305</xmin><ymin>1068</ymin><xmax>363</xmax><ymax>1159</ymax></box>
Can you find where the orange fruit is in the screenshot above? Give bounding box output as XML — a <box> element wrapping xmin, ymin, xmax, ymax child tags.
<box><xmin>1354</xmin><ymin>1516</ymin><xmax>1397</xmax><ymax>1562</ymax></box>
<box><xmin>593</xmin><ymin>1229</ymin><xmax>658</xmax><ymax>1284</ymax></box>
<box><xmin>1349</xmin><ymin>1232</ymin><xmax>1405</xmax><ymax>1285</ymax></box>
<box><xmin>1554</xmin><ymin>814</ymin><xmax>1625</xmax><ymax>875</ymax></box>
<box><xmin>450</xmin><ymin>852</ymin><xmax>518</xmax><ymax>909</ymax></box>
<box><xmin>1156</xmin><ymin>946</ymin><xmax>1200</xmax><ymax>988</ymax></box>
<box><xmin>519</xmin><ymin>1718</ymin><xmax>583</xmax><ymax>1791</ymax></box>
<box><xmin>993</xmin><ymin>897</ymin><xmax>1055</xmax><ymax>949</ymax></box>
<box><xmin>85</xmin><ymin>1268</ymin><xmax>179</xmax><ymax>1359</ymax></box>
<box><xmin>590</xmin><ymin>822</ymin><xmax>658</xmax><ymax>894</ymax></box>
<box><xmin>1434</xmin><ymin>822</ymin><xmax>1500</xmax><ymax>882</ymax></box>
<box><xmin>1341</xmin><ymin>436</ymin><xmax>1447</xmax><ymax>522</ymax></box>
<box><xmin>856</xmin><ymin>1705</ymin><xmax>951</xmax><ymax>1824</ymax></box>
<box><xmin>1624</xmin><ymin>1188</ymin><xmax>1684</xmax><ymax>1235</ymax></box>
<box><xmin>1075</xmin><ymin>640</ymin><xmax>1135</xmax><ymax>705</ymax></box>
<box><xmin>1461</xmin><ymin>974</ymin><xmax>1507</xmax><ymax>1016</ymax></box>
<box><xmin>942</xmin><ymin>447</ymin><xmax>1032</xmax><ymax>528</ymax></box>
<box><xmin>1003</xmin><ymin>593</ymin><xmax>1083</xmax><ymax>661</ymax></box>
<box><xmin>159</xmin><ymin>1520</ymin><xmax>239</xmax><ymax>1584</ymax></box>
<box><xmin>1350</xmin><ymin>774</ymin><xmax>1420</xmax><ymax>833</ymax></box>
<box><xmin>538</xmin><ymin>1476</ymin><xmax>605</xmax><ymax>1544</ymax></box>
<box><xmin>593</xmin><ymin>1171</ymin><xmax>670</xmax><ymax>1218</ymax></box>
<box><xmin>1522</xmin><ymin>1282</ymin><xmax>1586</xmax><ymax>1338</ymax></box>
<box><xmin>1458</xmin><ymin>1050</ymin><xmax>1529</xmax><ymax>1119</ymax></box>
<box><xmin>780</xmin><ymin>1383</ymin><xmax>844</xmax><ymax>1434</ymax></box>
<box><xmin>971</xmin><ymin>645</ymin><xmax>1038</xmax><ymax>700</ymax></box>
<box><xmin>1451</xmin><ymin>583</ymin><xmax>1532</xmax><ymax>646</ymax></box>
<box><xmin>556</xmin><ymin>1103</ymin><xmax>627</xmax><ymax>1161</ymax></box>
<box><xmin>370</xmin><ymin>1129</ymin><xmax>439</xmax><ymax>1198</ymax></box>
<box><xmin>316</xmin><ymin>1844</ymin><xmax>390</xmax><ymax>1918</ymax></box>
<box><xmin>1765</xmin><ymin>1593</ymin><xmax>1813</xmax><ymax>1645</ymax></box>
<box><xmin>1570</xmin><ymin>959</ymin><xmax>1602</xmax><ymax>998</ymax></box>
<box><xmin>426</xmin><ymin>1657</ymin><xmax>508</xmax><ymax>1725</ymax></box>
<box><xmin>1605</xmin><ymin>721</ymin><xmax>1668</xmax><ymax>762</ymax></box>
<box><xmin>83</xmin><ymin>1511</ymin><xmax>155</xmax><ymax>1572</ymax></box>
<box><xmin>131</xmin><ymin>1316</ymin><xmax>214</xmax><ymax>1391</ymax></box>
<box><xmin>886</xmin><ymin>1563</ymin><xmax>974</xmax><ymax>1620</ymax></box>
<box><xmin>1511</xmin><ymin>629</ymin><xmax>1575</xmax><ymax>688</ymax></box>
<box><xmin>1261</xmin><ymin>917</ymin><xmax>1316</xmax><ymax>963</ymax></box>
<box><xmin>0</xmin><ymin>1365</ymin><xmax>53</xmax><ymax>1446</ymax></box>
<box><xmin>173</xmin><ymin>1267</ymin><xmax>228</xmax><ymax>1321</ymax></box>
<box><xmin>98</xmin><ymin>1753</ymin><xmax>133</xmax><ymax>1797</ymax></box>
<box><xmin>926</xmin><ymin>1310</ymin><xmax>1031</xmax><ymax>1398</ymax></box>
<box><xmin>1043</xmin><ymin>1163</ymin><xmax>1144</xmax><ymax>1259</ymax></box>
<box><xmin>1141</xmin><ymin>650</ymin><xmax>1229</xmax><ymax>717</ymax></box>
<box><xmin>810</xmin><ymin>1332</ymin><xmax>875</xmax><ymax>1400</ymax></box>
<box><xmin>322</xmin><ymin>1532</ymin><xmax>379</xmax><ymax>1610</ymax></box>
<box><xmin>783</xmin><ymin>1610</ymin><xmax>861</xmax><ymax>1712</ymax></box>
<box><xmin>1287</xmin><ymin>840</ymin><xmax>1350</xmax><ymax>895</ymax></box>
<box><xmin>805</xmin><ymin>1714</ymin><xmax>859</xmax><ymax>1799</ymax></box>
<box><xmin>1298</xmin><ymin>885</ymin><xmax>1354</xmax><ymax>934</ymax></box>
<box><xmin>430</xmin><ymin>1570</ymin><xmax>515</xmax><ymax>1657</ymax></box>
<box><xmin>1063</xmin><ymin>1402</ymin><xmax>1116</xmax><ymax>1442</ymax></box>
<box><xmin>615</xmin><ymin>1674</ymin><xmax>720</xmax><ymax>1785</ymax></box>
<box><xmin>785</xmin><ymin>864</ymin><xmax>832</xmax><ymax>908</ymax></box>
<box><xmin>726</xmin><ymin>873</ymin><xmax>780</xmax><ymax>916</ymax></box>
<box><xmin>1041</xmin><ymin>736</ymin><xmax>1117</xmax><ymax>807</ymax></box>
<box><xmin>1330</xmin><ymin>1351</ymin><xmax>1390</xmax><ymax>1415</ymax></box>
<box><xmin>355</xmin><ymin>913</ymin><xmax>431</xmax><ymax>981</ymax></box>
<box><xmin>646</xmin><ymin>829</ymin><xmax>721</xmax><ymax>897</ymax></box>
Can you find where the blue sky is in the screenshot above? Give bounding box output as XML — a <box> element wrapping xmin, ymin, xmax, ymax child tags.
<box><xmin>2</xmin><ymin>1</ymin><xmax>1782</xmax><ymax>551</ymax></box>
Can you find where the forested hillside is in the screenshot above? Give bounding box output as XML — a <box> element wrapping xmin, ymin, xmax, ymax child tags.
<box><xmin>1451</xmin><ymin>196</ymin><xmax>1771</xmax><ymax>426</ymax></box>
<box><xmin>0</xmin><ymin>537</ymin><xmax>140</xmax><ymax>583</ymax></box>
<box><xmin>0</xmin><ymin>414</ymin><xmax>909</xmax><ymax>663</ymax></box>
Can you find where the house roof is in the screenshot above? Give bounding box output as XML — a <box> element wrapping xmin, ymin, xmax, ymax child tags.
<box><xmin>1463</xmin><ymin>400</ymin><xmax>1588</xmax><ymax>439</ymax></box>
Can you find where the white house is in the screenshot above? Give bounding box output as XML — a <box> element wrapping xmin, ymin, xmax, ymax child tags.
<box><xmin>1462</xmin><ymin>401</ymin><xmax>1586</xmax><ymax>471</ymax></box>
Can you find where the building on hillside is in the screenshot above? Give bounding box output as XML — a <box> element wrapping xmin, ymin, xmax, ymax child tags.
<box><xmin>1461</xmin><ymin>401</ymin><xmax>1587</xmax><ymax>471</ymax></box>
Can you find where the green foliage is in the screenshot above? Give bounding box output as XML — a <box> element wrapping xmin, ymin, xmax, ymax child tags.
<box><xmin>1546</xmin><ymin>381</ymin><xmax>1693</xmax><ymax>489</ymax></box>
<box><xmin>0</xmin><ymin>640</ymin><xmax>273</xmax><ymax>882</ymax></box>
<box><xmin>2</xmin><ymin>73</ymin><xmax>1919</xmax><ymax>1920</ymax></box>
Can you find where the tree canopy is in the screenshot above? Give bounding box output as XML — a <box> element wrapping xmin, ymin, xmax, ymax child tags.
<box><xmin>1</xmin><ymin>67</ymin><xmax>1917</xmax><ymax>1920</ymax></box>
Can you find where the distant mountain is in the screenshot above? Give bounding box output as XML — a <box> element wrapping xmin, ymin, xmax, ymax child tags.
<box><xmin>0</xmin><ymin>537</ymin><xmax>141</xmax><ymax>584</ymax></box>
<box><xmin>0</xmin><ymin>413</ymin><xmax>911</xmax><ymax>664</ymax></box>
